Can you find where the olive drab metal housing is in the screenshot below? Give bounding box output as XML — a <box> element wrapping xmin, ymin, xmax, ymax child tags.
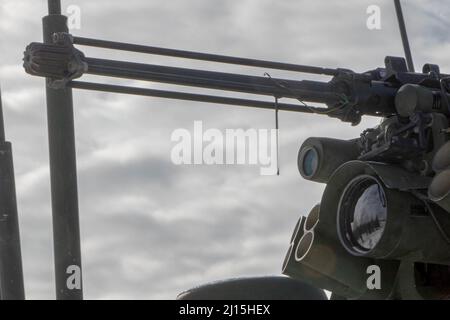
<box><xmin>0</xmin><ymin>0</ymin><xmax>449</xmax><ymax>299</ymax></box>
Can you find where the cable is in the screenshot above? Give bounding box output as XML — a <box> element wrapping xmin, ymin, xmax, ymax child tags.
<box><xmin>275</xmin><ymin>96</ymin><xmax>280</xmax><ymax>176</ymax></box>
<box><xmin>264</xmin><ymin>72</ymin><xmax>349</xmax><ymax>115</ymax></box>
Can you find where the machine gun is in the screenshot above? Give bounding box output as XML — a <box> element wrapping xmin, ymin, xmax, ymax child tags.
<box><xmin>23</xmin><ymin>34</ymin><xmax>450</xmax><ymax>180</ymax></box>
<box><xmin>9</xmin><ymin>0</ymin><xmax>450</xmax><ymax>299</ymax></box>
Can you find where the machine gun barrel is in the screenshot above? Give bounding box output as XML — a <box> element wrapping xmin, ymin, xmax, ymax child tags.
<box><xmin>84</xmin><ymin>57</ymin><xmax>339</xmax><ymax>104</ymax></box>
<box><xmin>23</xmin><ymin>40</ymin><xmax>345</xmax><ymax>114</ymax></box>
<box><xmin>31</xmin><ymin>39</ymin><xmax>443</xmax><ymax>124</ymax></box>
<box><xmin>73</xmin><ymin>36</ymin><xmax>340</xmax><ymax>76</ymax></box>
<box><xmin>68</xmin><ymin>81</ymin><xmax>328</xmax><ymax>113</ymax></box>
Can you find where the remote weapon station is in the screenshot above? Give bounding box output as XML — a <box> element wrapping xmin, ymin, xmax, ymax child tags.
<box><xmin>0</xmin><ymin>0</ymin><xmax>449</xmax><ymax>299</ymax></box>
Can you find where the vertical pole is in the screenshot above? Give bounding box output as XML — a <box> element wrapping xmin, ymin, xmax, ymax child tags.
<box><xmin>394</xmin><ymin>0</ymin><xmax>415</xmax><ymax>73</ymax></box>
<box><xmin>43</xmin><ymin>0</ymin><xmax>83</xmax><ymax>300</ymax></box>
<box><xmin>0</xmin><ymin>89</ymin><xmax>4</xmax><ymax>142</ymax></box>
<box><xmin>48</xmin><ymin>0</ymin><xmax>62</xmax><ymax>15</ymax></box>
<box><xmin>0</xmin><ymin>89</ymin><xmax>25</xmax><ymax>300</ymax></box>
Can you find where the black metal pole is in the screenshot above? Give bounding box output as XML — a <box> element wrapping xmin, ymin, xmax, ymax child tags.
<box><xmin>0</xmin><ymin>91</ymin><xmax>4</xmax><ymax>143</ymax></box>
<box><xmin>43</xmin><ymin>0</ymin><xmax>83</xmax><ymax>300</ymax></box>
<box><xmin>0</xmin><ymin>89</ymin><xmax>25</xmax><ymax>300</ymax></box>
<box><xmin>394</xmin><ymin>0</ymin><xmax>415</xmax><ymax>73</ymax></box>
<box><xmin>48</xmin><ymin>0</ymin><xmax>62</xmax><ymax>15</ymax></box>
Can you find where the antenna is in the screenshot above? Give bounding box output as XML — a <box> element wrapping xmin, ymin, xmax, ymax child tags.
<box><xmin>394</xmin><ymin>0</ymin><xmax>415</xmax><ymax>72</ymax></box>
<box><xmin>0</xmin><ymin>87</ymin><xmax>5</xmax><ymax>142</ymax></box>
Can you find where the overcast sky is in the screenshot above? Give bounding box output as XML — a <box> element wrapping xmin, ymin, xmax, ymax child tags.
<box><xmin>0</xmin><ymin>0</ymin><xmax>449</xmax><ymax>299</ymax></box>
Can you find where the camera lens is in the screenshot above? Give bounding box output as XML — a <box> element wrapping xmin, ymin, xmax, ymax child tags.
<box><xmin>301</xmin><ymin>147</ymin><xmax>319</xmax><ymax>178</ymax></box>
<box><xmin>338</xmin><ymin>176</ymin><xmax>387</xmax><ymax>255</ymax></box>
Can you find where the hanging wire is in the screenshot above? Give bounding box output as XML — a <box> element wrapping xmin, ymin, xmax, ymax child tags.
<box><xmin>275</xmin><ymin>96</ymin><xmax>280</xmax><ymax>176</ymax></box>
<box><xmin>263</xmin><ymin>73</ymin><xmax>281</xmax><ymax>176</ymax></box>
<box><xmin>263</xmin><ymin>72</ymin><xmax>352</xmax><ymax>115</ymax></box>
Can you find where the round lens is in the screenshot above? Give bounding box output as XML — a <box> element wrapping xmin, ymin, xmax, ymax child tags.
<box><xmin>338</xmin><ymin>176</ymin><xmax>387</xmax><ymax>255</ymax></box>
<box><xmin>302</xmin><ymin>148</ymin><xmax>319</xmax><ymax>177</ymax></box>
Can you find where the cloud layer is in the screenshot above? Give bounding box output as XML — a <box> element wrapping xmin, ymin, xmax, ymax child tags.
<box><xmin>0</xmin><ymin>0</ymin><xmax>449</xmax><ymax>299</ymax></box>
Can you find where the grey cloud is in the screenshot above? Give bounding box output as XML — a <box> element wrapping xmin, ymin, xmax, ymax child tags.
<box><xmin>0</xmin><ymin>0</ymin><xmax>447</xmax><ymax>299</ymax></box>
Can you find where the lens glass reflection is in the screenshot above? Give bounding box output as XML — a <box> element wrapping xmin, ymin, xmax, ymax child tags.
<box><xmin>302</xmin><ymin>148</ymin><xmax>319</xmax><ymax>177</ymax></box>
<box><xmin>339</xmin><ymin>177</ymin><xmax>387</xmax><ymax>254</ymax></box>
<box><xmin>351</xmin><ymin>183</ymin><xmax>387</xmax><ymax>251</ymax></box>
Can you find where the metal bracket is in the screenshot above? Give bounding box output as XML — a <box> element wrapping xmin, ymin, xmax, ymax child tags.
<box><xmin>23</xmin><ymin>32</ymin><xmax>87</xmax><ymax>89</ymax></box>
